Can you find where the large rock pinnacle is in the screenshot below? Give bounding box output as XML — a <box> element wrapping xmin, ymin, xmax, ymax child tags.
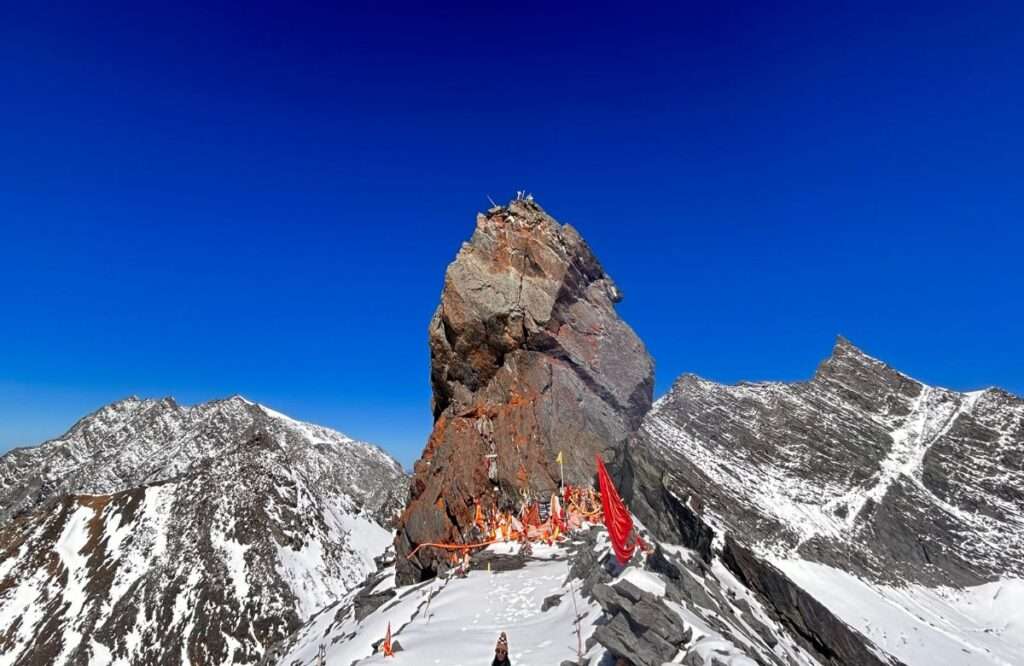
<box><xmin>394</xmin><ymin>198</ymin><xmax>654</xmax><ymax>583</ymax></box>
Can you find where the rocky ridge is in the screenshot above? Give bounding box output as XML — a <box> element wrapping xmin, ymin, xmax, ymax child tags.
<box><xmin>625</xmin><ymin>337</ymin><xmax>1024</xmax><ymax>588</ymax></box>
<box><xmin>0</xmin><ymin>397</ymin><xmax>407</xmax><ymax>665</ymax></box>
<box><xmin>0</xmin><ymin>396</ymin><xmax>405</xmax><ymax>526</ymax></box>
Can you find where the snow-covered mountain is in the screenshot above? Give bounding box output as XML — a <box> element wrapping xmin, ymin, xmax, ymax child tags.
<box><xmin>0</xmin><ymin>396</ymin><xmax>404</xmax><ymax>526</ymax></box>
<box><xmin>0</xmin><ymin>397</ymin><xmax>408</xmax><ymax>665</ymax></box>
<box><xmin>625</xmin><ymin>337</ymin><xmax>1024</xmax><ymax>665</ymax></box>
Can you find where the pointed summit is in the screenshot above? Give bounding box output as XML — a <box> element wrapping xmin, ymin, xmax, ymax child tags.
<box><xmin>817</xmin><ymin>335</ymin><xmax>889</xmax><ymax>377</ymax></box>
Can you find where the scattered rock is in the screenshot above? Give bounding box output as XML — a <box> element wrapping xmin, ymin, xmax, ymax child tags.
<box><xmin>541</xmin><ymin>594</ymin><xmax>563</xmax><ymax>612</ymax></box>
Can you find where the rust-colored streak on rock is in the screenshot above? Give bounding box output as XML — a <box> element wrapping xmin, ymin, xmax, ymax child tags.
<box><xmin>395</xmin><ymin>199</ymin><xmax>653</xmax><ymax>583</ymax></box>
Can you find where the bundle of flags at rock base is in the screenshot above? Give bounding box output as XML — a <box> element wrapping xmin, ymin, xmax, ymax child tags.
<box><xmin>389</xmin><ymin>456</ymin><xmax>648</xmax><ymax>656</ymax></box>
<box><xmin>474</xmin><ymin>483</ymin><xmax>602</xmax><ymax>545</ymax></box>
<box><xmin>406</xmin><ymin>454</ymin><xmax>647</xmax><ymax>568</ymax></box>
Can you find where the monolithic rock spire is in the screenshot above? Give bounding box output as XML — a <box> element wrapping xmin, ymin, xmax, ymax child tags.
<box><xmin>395</xmin><ymin>198</ymin><xmax>654</xmax><ymax>583</ymax></box>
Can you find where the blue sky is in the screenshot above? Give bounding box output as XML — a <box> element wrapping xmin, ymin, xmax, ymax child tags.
<box><xmin>2</xmin><ymin>2</ymin><xmax>1022</xmax><ymax>466</ymax></box>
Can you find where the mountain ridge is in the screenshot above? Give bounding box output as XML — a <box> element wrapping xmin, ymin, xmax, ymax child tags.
<box><xmin>628</xmin><ymin>336</ymin><xmax>1024</xmax><ymax>589</ymax></box>
<box><xmin>0</xmin><ymin>397</ymin><xmax>408</xmax><ymax>665</ymax></box>
<box><xmin>0</xmin><ymin>394</ymin><xmax>404</xmax><ymax>525</ymax></box>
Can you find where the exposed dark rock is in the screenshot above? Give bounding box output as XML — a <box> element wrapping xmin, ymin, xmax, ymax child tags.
<box><xmin>395</xmin><ymin>198</ymin><xmax>653</xmax><ymax>584</ymax></box>
<box><xmin>620</xmin><ymin>446</ymin><xmax>715</xmax><ymax>564</ymax></box>
<box><xmin>591</xmin><ymin>579</ymin><xmax>693</xmax><ymax>666</ymax></box>
<box><xmin>353</xmin><ymin>572</ymin><xmax>397</xmax><ymax>622</ymax></box>
<box><xmin>564</xmin><ymin>527</ymin><xmax>614</xmax><ymax>598</ymax></box>
<box><xmin>541</xmin><ymin>594</ymin><xmax>563</xmax><ymax>612</ymax></box>
<box><xmin>722</xmin><ymin>535</ymin><xmax>904</xmax><ymax>666</ymax></box>
<box><xmin>470</xmin><ymin>549</ymin><xmax>527</xmax><ymax>572</ymax></box>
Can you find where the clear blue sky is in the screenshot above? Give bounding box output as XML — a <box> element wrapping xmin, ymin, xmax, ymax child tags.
<box><xmin>2</xmin><ymin>2</ymin><xmax>1021</xmax><ymax>466</ymax></box>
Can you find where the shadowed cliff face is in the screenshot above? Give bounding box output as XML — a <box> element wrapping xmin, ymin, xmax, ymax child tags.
<box><xmin>394</xmin><ymin>199</ymin><xmax>653</xmax><ymax>583</ymax></box>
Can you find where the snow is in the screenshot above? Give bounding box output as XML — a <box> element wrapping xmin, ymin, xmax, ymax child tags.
<box><xmin>620</xmin><ymin>566</ymin><xmax>666</xmax><ymax>596</ymax></box>
<box><xmin>363</xmin><ymin>555</ymin><xmax>597</xmax><ymax>665</ymax></box>
<box><xmin>337</xmin><ymin>507</ymin><xmax>394</xmax><ymax>566</ymax></box>
<box><xmin>210</xmin><ymin>516</ymin><xmax>251</xmax><ymax>601</ymax></box>
<box><xmin>276</xmin><ymin>530</ymin><xmax>828</xmax><ymax>666</ymax></box>
<box><xmin>777</xmin><ymin>558</ymin><xmax>1024</xmax><ymax>666</ymax></box>
<box><xmin>52</xmin><ymin>503</ymin><xmax>95</xmax><ymax>663</ymax></box>
<box><xmin>688</xmin><ymin>637</ymin><xmax>760</xmax><ymax>666</ymax></box>
<box><xmin>277</xmin><ymin>545</ymin><xmax>602</xmax><ymax>666</ymax></box>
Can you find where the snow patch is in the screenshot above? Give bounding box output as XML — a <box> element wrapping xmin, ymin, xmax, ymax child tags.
<box><xmin>777</xmin><ymin>558</ymin><xmax>1024</xmax><ymax>666</ymax></box>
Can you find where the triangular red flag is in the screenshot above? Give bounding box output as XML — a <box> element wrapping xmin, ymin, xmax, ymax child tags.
<box><xmin>382</xmin><ymin>621</ymin><xmax>394</xmax><ymax>656</ymax></box>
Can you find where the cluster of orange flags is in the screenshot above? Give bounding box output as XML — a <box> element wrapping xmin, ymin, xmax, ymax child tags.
<box><xmin>408</xmin><ymin>453</ymin><xmax>641</xmax><ymax>567</ymax></box>
<box><xmin>392</xmin><ymin>455</ymin><xmax>645</xmax><ymax>656</ymax></box>
<box><xmin>473</xmin><ymin>484</ymin><xmax>602</xmax><ymax>547</ymax></box>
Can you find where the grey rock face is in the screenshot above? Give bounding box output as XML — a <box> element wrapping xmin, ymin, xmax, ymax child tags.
<box><xmin>395</xmin><ymin>199</ymin><xmax>653</xmax><ymax>583</ymax></box>
<box><xmin>626</xmin><ymin>336</ymin><xmax>1024</xmax><ymax>587</ymax></box>
<box><xmin>0</xmin><ymin>398</ymin><xmax>408</xmax><ymax>665</ymax></box>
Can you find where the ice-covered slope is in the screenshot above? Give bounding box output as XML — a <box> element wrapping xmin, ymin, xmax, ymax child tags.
<box><xmin>0</xmin><ymin>398</ymin><xmax>408</xmax><ymax>666</ymax></box>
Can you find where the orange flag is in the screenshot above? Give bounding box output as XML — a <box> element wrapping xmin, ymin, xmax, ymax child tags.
<box><xmin>382</xmin><ymin>621</ymin><xmax>394</xmax><ymax>657</ymax></box>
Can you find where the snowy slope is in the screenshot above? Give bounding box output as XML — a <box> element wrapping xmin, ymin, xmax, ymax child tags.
<box><xmin>275</xmin><ymin>546</ymin><xmax>601</xmax><ymax>666</ymax></box>
<box><xmin>269</xmin><ymin>529</ymin><xmax>827</xmax><ymax>666</ymax></box>
<box><xmin>776</xmin><ymin>560</ymin><xmax>1024</xmax><ymax>666</ymax></box>
<box><xmin>0</xmin><ymin>398</ymin><xmax>408</xmax><ymax>666</ymax></box>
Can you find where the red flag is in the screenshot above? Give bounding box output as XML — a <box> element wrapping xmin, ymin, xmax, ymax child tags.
<box><xmin>382</xmin><ymin>621</ymin><xmax>394</xmax><ymax>656</ymax></box>
<box><xmin>595</xmin><ymin>454</ymin><xmax>636</xmax><ymax>564</ymax></box>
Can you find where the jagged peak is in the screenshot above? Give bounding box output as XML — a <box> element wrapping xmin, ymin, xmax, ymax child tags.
<box><xmin>814</xmin><ymin>335</ymin><xmax>901</xmax><ymax>381</ymax></box>
<box><xmin>199</xmin><ymin>393</ymin><xmax>257</xmax><ymax>410</ymax></box>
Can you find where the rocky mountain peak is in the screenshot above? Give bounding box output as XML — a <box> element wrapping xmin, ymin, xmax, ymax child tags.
<box><xmin>429</xmin><ymin>198</ymin><xmax>639</xmax><ymax>418</ymax></box>
<box><xmin>628</xmin><ymin>335</ymin><xmax>1024</xmax><ymax>587</ymax></box>
<box><xmin>395</xmin><ymin>198</ymin><xmax>654</xmax><ymax>583</ymax></box>
<box><xmin>813</xmin><ymin>336</ymin><xmax>923</xmax><ymax>416</ymax></box>
<box><xmin>0</xmin><ymin>395</ymin><xmax>407</xmax><ymax>525</ymax></box>
<box><xmin>0</xmin><ymin>399</ymin><xmax>408</xmax><ymax>665</ymax></box>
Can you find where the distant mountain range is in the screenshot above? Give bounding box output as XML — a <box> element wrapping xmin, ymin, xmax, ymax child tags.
<box><xmin>0</xmin><ymin>396</ymin><xmax>407</xmax><ymax>665</ymax></box>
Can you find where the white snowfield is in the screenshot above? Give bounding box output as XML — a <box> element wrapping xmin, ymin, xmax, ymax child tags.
<box><xmin>274</xmin><ymin>537</ymin><xmax>820</xmax><ymax>666</ymax></box>
<box><xmin>278</xmin><ymin>543</ymin><xmax>603</xmax><ymax>666</ymax></box>
<box><xmin>777</xmin><ymin>560</ymin><xmax>1024</xmax><ymax>666</ymax></box>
